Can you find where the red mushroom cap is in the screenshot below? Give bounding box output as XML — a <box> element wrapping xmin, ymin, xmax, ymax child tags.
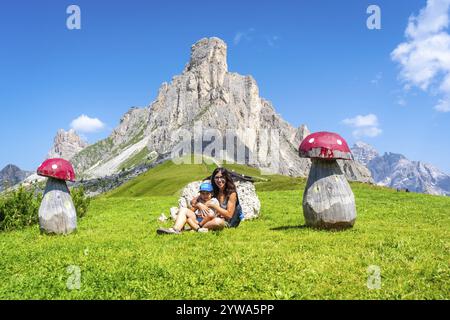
<box><xmin>299</xmin><ymin>132</ymin><xmax>353</xmax><ymax>160</ymax></box>
<box><xmin>37</xmin><ymin>158</ymin><xmax>76</xmax><ymax>182</ymax></box>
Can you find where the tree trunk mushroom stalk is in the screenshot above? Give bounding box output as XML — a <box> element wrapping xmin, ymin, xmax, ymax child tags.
<box><xmin>39</xmin><ymin>177</ymin><xmax>77</xmax><ymax>235</ymax></box>
<box><xmin>303</xmin><ymin>159</ymin><xmax>356</xmax><ymax>230</ymax></box>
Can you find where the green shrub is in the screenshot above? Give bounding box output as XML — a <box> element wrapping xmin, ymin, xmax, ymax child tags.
<box><xmin>71</xmin><ymin>186</ymin><xmax>91</xmax><ymax>219</ymax></box>
<box><xmin>0</xmin><ymin>185</ymin><xmax>90</xmax><ymax>232</ymax></box>
<box><xmin>0</xmin><ymin>186</ymin><xmax>42</xmax><ymax>232</ymax></box>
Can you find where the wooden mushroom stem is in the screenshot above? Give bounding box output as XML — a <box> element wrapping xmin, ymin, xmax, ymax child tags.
<box><xmin>38</xmin><ymin>177</ymin><xmax>77</xmax><ymax>235</ymax></box>
<box><xmin>303</xmin><ymin>159</ymin><xmax>356</xmax><ymax>229</ymax></box>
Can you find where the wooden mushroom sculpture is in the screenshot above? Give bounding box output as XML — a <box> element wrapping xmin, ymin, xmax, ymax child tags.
<box><xmin>299</xmin><ymin>132</ymin><xmax>356</xmax><ymax>230</ymax></box>
<box><xmin>37</xmin><ymin>158</ymin><xmax>77</xmax><ymax>235</ymax></box>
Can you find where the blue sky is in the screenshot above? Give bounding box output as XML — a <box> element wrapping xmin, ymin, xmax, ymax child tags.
<box><xmin>1</xmin><ymin>0</ymin><xmax>449</xmax><ymax>173</ymax></box>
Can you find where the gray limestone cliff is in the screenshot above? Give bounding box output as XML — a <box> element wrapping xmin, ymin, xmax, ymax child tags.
<box><xmin>67</xmin><ymin>37</ymin><xmax>372</xmax><ymax>183</ymax></box>
<box><xmin>47</xmin><ymin>129</ymin><xmax>88</xmax><ymax>161</ymax></box>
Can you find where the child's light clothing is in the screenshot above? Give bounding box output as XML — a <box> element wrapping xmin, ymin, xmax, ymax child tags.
<box><xmin>194</xmin><ymin>197</ymin><xmax>219</xmax><ymax>222</ymax></box>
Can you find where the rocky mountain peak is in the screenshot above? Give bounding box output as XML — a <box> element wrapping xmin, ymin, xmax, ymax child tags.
<box><xmin>352</xmin><ymin>141</ymin><xmax>379</xmax><ymax>166</ymax></box>
<box><xmin>1</xmin><ymin>164</ymin><xmax>21</xmax><ymax>176</ymax></box>
<box><xmin>351</xmin><ymin>142</ymin><xmax>450</xmax><ymax>196</ymax></box>
<box><xmin>111</xmin><ymin>107</ymin><xmax>149</xmax><ymax>146</ymax></box>
<box><xmin>185</xmin><ymin>37</ymin><xmax>228</xmax><ymax>74</ymax></box>
<box><xmin>369</xmin><ymin>152</ymin><xmax>450</xmax><ymax>195</ymax></box>
<box><xmin>293</xmin><ymin>124</ymin><xmax>311</xmax><ymax>146</ymax></box>
<box><xmin>47</xmin><ymin>129</ymin><xmax>88</xmax><ymax>161</ymax></box>
<box><xmin>69</xmin><ymin>37</ymin><xmax>374</xmax><ymax>184</ymax></box>
<box><xmin>383</xmin><ymin>152</ymin><xmax>407</xmax><ymax>162</ymax></box>
<box><xmin>0</xmin><ymin>164</ymin><xmax>32</xmax><ymax>191</ymax></box>
<box><xmin>354</xmin><ymin>141</ymin><xmax>375</xmax><ymax>150</ymax></box>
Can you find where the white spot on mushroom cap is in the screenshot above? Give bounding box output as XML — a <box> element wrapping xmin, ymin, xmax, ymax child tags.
<box><xmin>337</xmin><ymin>139</ymin><xmax>342</xmax><ymax>145</ymax></box>
<box><xmin>52</xmin><ymin>164</ymin><xmax>58</xmax><ymax>170</ymax></box>
<box><xmin>308</xmin><ymin>138</ymin><xmax>315</xmax><ymax>143</ymax></box>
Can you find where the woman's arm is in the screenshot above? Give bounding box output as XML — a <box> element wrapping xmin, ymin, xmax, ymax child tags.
<box><xmin>191</xmin><ymin>196</ymin><xmax>199</xmax><ymax>209</ymax></box>
<box><xmin>191</xmin><ymin>197</ymin><xmax>210</xmax><ymax>215</ymax></box>
<box><xmin>190</xmin><ymin>196</ymin><xmax>199</xmax><ymax>208</ymax></box>
<box><xmin>209</xmin><ymin>193</ymin><xmax>237</xmax><ymax>220</ymax></box>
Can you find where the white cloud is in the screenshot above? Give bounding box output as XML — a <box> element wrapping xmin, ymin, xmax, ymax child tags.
<box><xmin>233</xmin><ymin>29</ymin><xmax>278</xmax><ymax>47</ymax></box>
<box><xmin>371</xmin><ymin>72</ymin><xmax>383</xmax><ymax>85</ymax></box>
<box><xmin>342</xmin><ymin>114</ymin><xmax>382</xmax><ymax>138</ymax></box>
<box><xmin>266</xmin><ymin>35</ymin><xmax>280</xmax><ymax>47</ymax></box>
<box><xmin>397</xmin><ymin>97</ymin><xmax>407</xmax><ymax>106</ymax></box>
<box><xmin>435</xmin><ymin>98</ymin><xmax>450</xmax><ymax>111</ymax></box>
<box><xmin>233</xmin><ymin>28</ymin><xmax>255</xmax><ymax>45</ymax></box>
<box><xmin>70</xmin><ymin>114</ymin><xmax>105</xmax><ymax>133</ymax></box>
<box><xmin>342</xmin><ymin>114</ymin><xmax>379</xmax><ymax>127</ymax></box>
<box><xmin>352</xmin><ymin>127</ymin><xmax>383</xmax><ymax>138</ymax></box>
<box><xmin>391</xmin><ymin>0</ymin><xmax>450</xmax><ymax>112</ymax></box>
<box><xmin>233</xmin><ymin>32</ymin><xmax>244</xmax><ymax>45</ymax></box>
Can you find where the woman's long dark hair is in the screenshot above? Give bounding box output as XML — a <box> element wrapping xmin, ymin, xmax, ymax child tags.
<box><xmin>210</xmin><ymin>167</ymin><xmax>237</xmax><ymax>198</ymax></box>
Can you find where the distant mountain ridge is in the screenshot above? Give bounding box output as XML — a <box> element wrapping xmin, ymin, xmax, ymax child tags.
<box><xmin>352</xmin><ymin>142</ymin><xmax>450</xmax><ymax>196</ymax></box>
<box><xmin>351</xmin><ymin>142</ymin><xmax>379</xmax><ymax>166</ymax></box>
<box><xmin>0</xmin><ymin>164</ymin><xmax>33</xmax><ymax>191</ymax></box>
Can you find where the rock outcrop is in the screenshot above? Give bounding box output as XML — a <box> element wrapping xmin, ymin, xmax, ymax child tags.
<box><xmin>47</xmin><ymin>129</ymin><xmax>88</xmax><ymax>160</ymax></box>
<box><xmin>293</xmin><ymin>124</ymin><xmax>311</xmax><ymax>147</ymax></box>
<box><xmin>235</xmin><ymin>180</ymin><xmax>261</xmax><ymax>220</ymax></box>
<box><xmin>337</xmin><ymin>159</ymin><xmax>373</xmax><ymax>184</ymax></box>
<box><xmin>110</xmin><ymin>107</ymin><xmax>149</xmax><ymax>146</ymax></box>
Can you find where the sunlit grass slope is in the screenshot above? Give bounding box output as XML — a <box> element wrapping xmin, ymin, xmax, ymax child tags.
<box><xmin>0</xmin><ymin>160</ymin><xmax>449</xmax><ymax>299</ymax></box>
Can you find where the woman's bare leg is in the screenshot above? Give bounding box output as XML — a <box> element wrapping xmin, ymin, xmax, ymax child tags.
<box><xmin>202</xmin><ymin>218</ymin><xmax>226</xmax><ymax>231</ymax></box>
<box><xmin>186</xmin><ymin>217</ymin><xmax>200</xmax><ymax>230</ymax></box>
<box><xmin>173</xmin><ymin>207</ymin><xmax>196</xmax><ymax>231</ymax></box>
<box><xmin>186</xmin><ymin>214</ymin><xmax>214</xmax><ymax>230</ymax></box>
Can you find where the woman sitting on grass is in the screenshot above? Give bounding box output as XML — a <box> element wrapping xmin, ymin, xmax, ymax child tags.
<box><xmin>157</xmin><ymin>167</ymin><xmax>242</xmax><ymax>234</ymax></box>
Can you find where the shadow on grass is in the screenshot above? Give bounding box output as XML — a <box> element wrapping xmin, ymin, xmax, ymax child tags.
<box><xmin>270</xmin><ymin>225</ymin><xmax>352</xmax><ymax>232</ymax></box>
<box><xmin>270</xmin><ymin>225</ymin><xmax>308</xmax><ymax>231</ymax></box>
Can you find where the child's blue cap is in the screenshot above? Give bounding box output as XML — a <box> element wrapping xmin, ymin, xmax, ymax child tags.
<box><xmin>199</xmin><ymin>182</ymin><xmax>213</xmax><ymax>192</ymax></box>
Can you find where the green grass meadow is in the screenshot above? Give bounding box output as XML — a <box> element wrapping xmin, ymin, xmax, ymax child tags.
<box><xmin>0</xmin><ymin>161</ymin><xmax>449</xmax><ymax>299</ymax></box>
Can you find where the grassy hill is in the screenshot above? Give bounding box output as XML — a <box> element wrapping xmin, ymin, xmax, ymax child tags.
<box><xmin>105</xmin><ymin>160</ymin><xmax>306</xmax><ymax>197</ymax></box>
<box><xmin>0</xmin><ymin>160</ymin><xmax>449</xmax><ymax>299</ymax></box>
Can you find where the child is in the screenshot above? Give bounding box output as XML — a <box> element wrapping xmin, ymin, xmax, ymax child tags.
<box><xmin>157</xmin><ymin>181</ymin><xmax>218</xmax><ymax>234</ymax></box>
<box><xmin>190</xmin><ymin>181</ymin><xmax>219</xmax><ymax>229</ymax></box>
